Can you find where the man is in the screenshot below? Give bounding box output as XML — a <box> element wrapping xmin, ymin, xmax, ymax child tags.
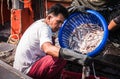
<box><xmin>13</xmin><ymin>4</ymin><xmax>92</xmax><ymax>79</ymax></box>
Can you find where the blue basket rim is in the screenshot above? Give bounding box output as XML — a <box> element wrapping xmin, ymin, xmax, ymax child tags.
<box><xmin>58</xmin><ymin>10</ymin><xmax>109</xmax><ymax>57</ymax></box>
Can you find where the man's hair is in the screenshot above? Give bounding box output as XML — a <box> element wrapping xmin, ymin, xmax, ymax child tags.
<box><xmin>47</xmin><ymin>4</ymin><xmax>69</xmax><ymax>19</ymax></box>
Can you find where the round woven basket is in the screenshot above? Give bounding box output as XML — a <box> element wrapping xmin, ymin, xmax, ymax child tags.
<box><xmin>58</xmin><ymin>10</ymin><xmax>108</xmax><ymax>57</ymax></box>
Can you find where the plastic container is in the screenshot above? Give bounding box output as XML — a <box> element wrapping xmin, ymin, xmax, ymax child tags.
<box><xmin>58</xmin><ymin>10</ymin><xmax>108</xmax><ymax>57</ymax></box>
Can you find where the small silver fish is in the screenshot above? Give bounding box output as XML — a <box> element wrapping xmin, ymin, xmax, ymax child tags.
<box><xmin>69</xmin><ymin>23</ymin><xmax>103</xmax><ymax>54</ymax></box>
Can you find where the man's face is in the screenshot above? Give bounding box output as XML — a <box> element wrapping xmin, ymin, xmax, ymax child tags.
<box><xmin>49</xmin><ymin>13</ymin><xmax>65</xmax><ymax>32</ymax></box>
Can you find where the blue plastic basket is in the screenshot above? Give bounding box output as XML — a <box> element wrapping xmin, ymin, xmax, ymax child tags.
<box><xmin>58</xmin><ymin>10</ymin><xmax>108</xmax><ymax>57</ymax></box>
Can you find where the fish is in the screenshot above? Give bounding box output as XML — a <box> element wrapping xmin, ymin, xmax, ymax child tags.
<box><xmin>69</xmin><ymin>23</ymin><xmax>104</xmax><ymax>54</ymax></box>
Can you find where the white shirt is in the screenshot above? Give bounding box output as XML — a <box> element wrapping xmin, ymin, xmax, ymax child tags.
<box><xmin>13</xmin><ymin>19</ymin><xmax>53</xmax><ymax>74</ymax></box>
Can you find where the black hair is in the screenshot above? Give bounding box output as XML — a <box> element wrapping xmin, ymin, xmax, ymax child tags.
<box><xmin>47</xmin><ymin>4</ymin><xmax>69</xmax><ymax>19</ymax></box>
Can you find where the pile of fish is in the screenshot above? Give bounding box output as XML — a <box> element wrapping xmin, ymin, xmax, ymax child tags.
<box><xmin>69</xmin><ymin>23</ymin><xmax>104</xmax><ymax>54</ymax></box>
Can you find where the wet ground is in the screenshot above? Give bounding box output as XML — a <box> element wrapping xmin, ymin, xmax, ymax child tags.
<box><xmin>0</xmin><ymin>22</ymin><xmax>16</xmax><ymax>66</ymax></box>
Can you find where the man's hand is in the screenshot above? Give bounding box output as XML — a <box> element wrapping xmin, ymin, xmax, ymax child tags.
<box><xmin>59</xmin><ymin>48</ymin><xmax>93</xmax><ymax>66</ymax></box>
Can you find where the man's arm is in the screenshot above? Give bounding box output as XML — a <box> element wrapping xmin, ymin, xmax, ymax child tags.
<box><xmin>41</xmin><ymin>42</ymin><xmax>60</xmax><ymax>57</ymax></box>
<box><xmin>108</xmin><ymin>20</ymin><xmax>117</xmax><ymax>30</ymax></box>
<box><xmin>108</xmin><ymin>15</ymin><xmax>120</xmax><ymax>30</ymax></box>
<box><xmin>41</xmin><ymin>42</ymin><xmax>92</xmax><ymax>66</ymax></box>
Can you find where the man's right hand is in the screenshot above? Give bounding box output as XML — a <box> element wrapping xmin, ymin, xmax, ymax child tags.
<box><xmin>59</xmin><ymin>48</ymin><xmax>93</xmax><ymax>66</ymax></box>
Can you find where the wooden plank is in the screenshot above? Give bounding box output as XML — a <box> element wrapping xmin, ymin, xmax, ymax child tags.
<box><xmin>0</xmin><ymin>60</ymin><xmax>32</xmax><ymax>79</ymax></box>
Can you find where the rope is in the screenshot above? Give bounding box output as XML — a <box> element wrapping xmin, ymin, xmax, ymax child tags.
<box><xmin>1</xmin><ymin>0</ymin><xmax>4</xmax><ymax>26</ymax></box>
<box><xmin>92</xmin><ymin>62</ymin><xmax>100</xmax><ymax>79</ymax></box>
<box><xmin>39</xmin><ymin>0</ymin><xmax>45</xmax><ymax>18</ymax></box>
<box><xmin>45</xmin><ymin>0</ymin><xmax>48</xmax><ymax>16</ymax></box>
<box><xmin>82</xmin><ymin>62</ymin><xmax>101</xmax><ymax>79</ymax></box>
<box><xmin>82</xmin><ymin>66</ymin><xmax>90</xmax><ymax>79</ymax></box>
<box><xmin>7</xmin><ymin>0</ymin><xmax>9</xmax><ymax>9</ymax></box>
<box><xmin>7</xmin><ymin>34</ymin><xmax>20</xmax><ymax>45</ymax></box>
<box><xmin>19</xmin><ymin>0</ymin><xmax>31</xmax><ymax>4</ymax></box>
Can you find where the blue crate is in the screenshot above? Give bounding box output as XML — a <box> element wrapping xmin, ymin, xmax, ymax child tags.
<box><xmin>58</xmin><ymin>10</ymin><xmax>108</xmax><ymax>57</ymax></box>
